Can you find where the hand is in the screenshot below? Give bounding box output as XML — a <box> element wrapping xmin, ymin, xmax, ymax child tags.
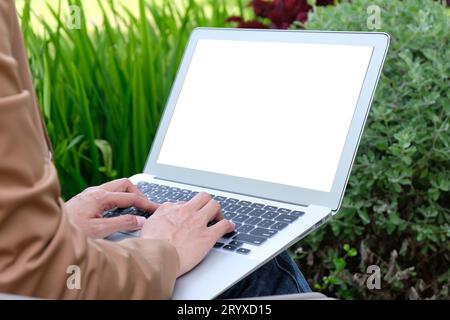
<box><xmin>65</xmin><ymin>178</ymin><xmax>159</xmax><ymax>239</ymax></box>
<box><xmin>140</xmin><ymin>192</ymin><xmax>235</xmax><ymax>277</ymax></box>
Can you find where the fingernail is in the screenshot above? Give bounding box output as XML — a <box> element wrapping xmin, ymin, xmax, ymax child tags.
<box><xmin>136</xmin><ymin>216</ymin><xmax>146</xmax><ymax>227</ymax></box>
<box><xmin>230</xmin><ymin>221</ymin><xmax>236</xmax><ymax>229</ymax></box>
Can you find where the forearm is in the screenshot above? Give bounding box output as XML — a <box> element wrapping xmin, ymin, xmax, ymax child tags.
<box><xmin>0</xmin><ymin>67</ymin><xmax>179</xmax><ymax>300</ymax></box>
<box><xmin>0</xmin><ymin>0</ymin><xmax>179</xmax><ymax>299</ymax></box>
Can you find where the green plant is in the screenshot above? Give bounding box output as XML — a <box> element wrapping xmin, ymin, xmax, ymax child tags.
<box><xmin>311</xmin><ymin>244</ymin><xmax>358</xmax><ymax>299</ymax></box>
<box><xmin>293</xmin><ymin>0</ymin><xmax>449</xmax><ymax>299</ymax></box>
<box><xmin>20</xmin><ymin>0</ymin><xmax>245</xmax><ymax>198</ymax></box>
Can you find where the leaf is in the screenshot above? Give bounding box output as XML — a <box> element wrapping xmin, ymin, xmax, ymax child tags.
<box><xmin>358</xmin><ymin>210</ymin><xmax>371</xmax><ymax>224</ymax></box>
<box><xmin>334</xmin><ymin>257</ymin><xmax>346</xmax><ymax>271</ymax></box>
<box><xmin>347</xmin><ymin>248</ymin><xmax>358</xmax><ymax>257</ymax></box>
<box><xmin>95</xmin><ymin>139</ymin><xmax>114</xmax><ymax>178</ymax></box>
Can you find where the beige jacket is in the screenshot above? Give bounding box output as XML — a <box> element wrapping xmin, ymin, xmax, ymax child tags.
<box><xmin>0</xmin><ymin>0</ymin><xmax>179</xmax><ymax>299</ymax></box>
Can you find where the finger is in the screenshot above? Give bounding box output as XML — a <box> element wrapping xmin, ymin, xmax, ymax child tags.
<box><xmin>184</xmin><ymin>192</ymin><xmax>212</xmax><ymax>211</ymax></box>
<box><xmin>103</xmin><ymin>192</ymin><xmax>159</xmax><ymax>212</ymax></box>
<box><xmin>198</xmin><ymin>200</ymin><xmax>223</xmax><ymax>223</ymax></box>
<box><xmin>208</xmin><ymin>219</ymin><xmax>235</xmax><ymax>240</ymax></box>
<box><xmin>99</xmin><ymin>178</ymin><xmax>142</xmax><ymax>195</ymax></box>
<box><xmin>96</xmin><ymin>215</ymin><xmax>146</xmax><ymax>238</ymax></box>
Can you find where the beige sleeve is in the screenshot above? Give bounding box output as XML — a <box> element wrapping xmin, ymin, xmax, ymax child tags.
<box><xmin>0</xmin><ymin>0</ymin><xmax>179</xmax><ymax>299</ymax></box>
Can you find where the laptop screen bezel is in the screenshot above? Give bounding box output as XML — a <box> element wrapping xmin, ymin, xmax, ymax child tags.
<box><xmin>143</xmin><ymin>28</ymin><xmax>390</xmax><ymax>212</ymax></box>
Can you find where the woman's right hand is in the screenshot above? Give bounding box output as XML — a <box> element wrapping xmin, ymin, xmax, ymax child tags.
<box><xmin>140</xmin><ymin>192</ymin><xmax>235</xmax><ymax>277</ymax></box>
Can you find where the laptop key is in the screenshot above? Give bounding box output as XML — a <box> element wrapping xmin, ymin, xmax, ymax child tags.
<box><xmin>143</xmin><ymin>191</ymin><xmax>154</xmax><ymax>199</ymax></box>
<box><xmin>271</xmin><ymin>222</ymin><xmax>288</xmax><ymax>231</ymax></box>
<box><xmin>224</xmin><ymin>204</ymin><xmax>241</xmax><ymax>212</ymax></box>
<box><xmin>238</xmin><ymin>200</ymin><xmax>251</xmax><ymax>206</ymax></box>
<box><xmin>178</xmin><ymin>195</ymin><xmax>192</xmax><ymax>201</ymax></box>
<box><xmin>223</xmin><ymin>245</ymin><xmax>238</xmax><ymax>252</ymax></box>
<box><xmin>250</xmin><ymin>227</ymin><xmax>278</xmax><ymax>238</ymax></box>
<box><xmin>264</xmin><ymin>205</ymin><xmax>278</xmax><ymax>211</ymax></box>
<box><xmin>147</xmin><ymin>190</ymin><xmax>163</xmax><ymax>198</ymax></box>
<box><xmin>236</xmin><ymin>248</ymin><xmax>251</xmax><ymax>255</ymax></box>
<box><xmin>290</xmin><ymin>210</ymin><xmax>305</xmax><ymax>217</ymax></box>
<box><xmin>214</xmin><ymin>196</ymin><xmax>227</xmax><ymax>201</ymax></box>
<box><xmin>277</xmin><ymin>208</ymin><xmax>292</xmax><ymax>214</ymax></box>
<box><xmin>168</xmin><ymin>193</ymin><xmax>183</xmax><ymax>200</ymax></box>
<box><xmin>275</xmin><ymin>214</ymin><xmax>298</xmax><ymax>223</ymax></box>
<box><xmin>116</xmin><ymin>207</ymin><xmax>137</xmax><ymax>216</ymax></box>
<box><xmin>158</xmin><ymin>191</ymin><xmax>170</xmax><ymax>198</ymax></box>
<box><xmin>233</xmin><ymin>234</ymin><xmax>267</xmax><ymax>246</ymax></box>
<box><xmin>251</xmin><ymin>203</ymin><xmax>265</xmax><ymax>209</ymax></box>
<box><xmin>104</xmin><ymin>207</ymin><xmax>151</xmax><ymax>219</ymax></box>
<box><xmin>222</xmin><ymin>231</ymin><xmax>238</xmax><ymax>239</ymax></box>
<box><xmin>121</xmin><ymin>207</ymin><xmax>141</xmax><ymax>215</ymax></box>
<box><xmin>228</xmin><ymin>240</ymin><xmax>244</xmax><ymax>247</ymax></box>
<box><xmin>214</xmin><ymin>242</ymin><xmax>224</xmax><ymax>248</ymax></box>
<box><xmin>219</xmin><ymin>202</ymin><xmax>229</xmax><ymax>209</ymax></box>
<box><xmin>258</xmin><ymin>219</ymin><xmax>276</xmax><ymax>228</ymax></box>
<box><xmin>137</xmin><ymin>181</ymin><xmax>148</xmax><ymax>188</ymax></box>
<box><xmin>224</xmin><ymin>212</ymin><xmax>237</xmax><ymax>220</ymax></box>
<box><xmin>261</xmin><ymin>211</ymin><xmax>278</xmax><ymax>219</ymax></box>
<box><xmin>103</xmin><ymin>210</ymin><xmax>119</xmax><ymax>218</ymax></box>
<box><xmin>236</xmin><ymin>206</ymin><xmax>253</xmax><ymax>214</ymax></box>
<box><xmin>132</xmin><ymin>210</ymin><xmax>152</xmax><ymax>219</ymax></box>
<box><xmin>233</xmin><ymin>214</ymin><xmax>249</xmax><ymax>223</ymax></box>
<box><xmin>141</xmin><ymin>187</ymin><xmax>152</xmax><ymax>193</ymax></box>
<box><xmin>226</xmin><ymin>198</ymin><xmax>239</xmax><ymax>203</ymax></box>
<box><xmin>237</xmin><ymin>224</ymin><xmax>254</xmax><ymax>234</ymax></box>
<box><xmin>137</xmin><ymin>182</ymin><xmax>151</xmax><ymax>191</ymax></box>
<box><xmin>248</xmin><ymin>208</ymin><xmax>266</xmax><ymax>217</ymax></box>
<box><xmin>245</xmin><ymin>217</ymin><xmax>262</xmax><ymax>226</ymax></box>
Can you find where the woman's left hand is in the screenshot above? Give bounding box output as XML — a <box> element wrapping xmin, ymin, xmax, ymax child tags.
<box><xmin>65</xmin><ymin>178</ymin><xmax>159</xmax><ymax>239</ymax></box>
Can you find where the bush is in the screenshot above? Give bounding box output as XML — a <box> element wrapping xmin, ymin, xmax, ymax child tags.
<box><xmin>226</xmin><ymin>0</ymin><xmax>335</xmax><ymax>29</ymax></box>
<box><xmin>292</xmin><ymin>0</ymin><xmax>449</xmax><ymax>299</ymax></box>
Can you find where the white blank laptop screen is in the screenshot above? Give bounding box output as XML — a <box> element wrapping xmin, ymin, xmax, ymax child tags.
<box><xmin>157</xmin><ymin>39</ymin><xmax>374</xmax><ymax>192</ymax></box>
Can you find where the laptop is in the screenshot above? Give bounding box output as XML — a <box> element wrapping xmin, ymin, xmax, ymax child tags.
<box><xmin>106</xmin><ymin>28</ymin><xmax>390</xmax><ymax>299</ymax></box>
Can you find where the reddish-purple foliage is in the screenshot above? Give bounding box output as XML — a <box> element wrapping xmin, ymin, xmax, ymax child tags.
<box><xmin>226</xmin><ymin>0</ymin><xmax>335</xmax><ymax>29</ymax></box>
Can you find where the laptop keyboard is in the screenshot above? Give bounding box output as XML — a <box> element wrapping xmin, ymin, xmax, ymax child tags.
<box><xmin>103</xmin><ymin>181</ymin><xmax>305</xmax><ymax>255</ymax></box>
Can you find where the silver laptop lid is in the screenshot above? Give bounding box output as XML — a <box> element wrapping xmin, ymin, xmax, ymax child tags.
<box><xmin>144</xmin><ymin>28</ymin><xmax>389</xmax><ymax>212</ymax></box>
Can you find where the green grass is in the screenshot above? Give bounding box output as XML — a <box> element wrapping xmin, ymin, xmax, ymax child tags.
<box><xmin>20</xmin><ymin>0</ymin><xmax>246</xmax><ymax>198</ymax></box>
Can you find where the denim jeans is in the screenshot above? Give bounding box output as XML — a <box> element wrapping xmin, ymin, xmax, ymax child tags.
<box><xmin>217</xmin><ymin>251</ymin><xmax>311</xmax><ymax>299</ymax></box>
